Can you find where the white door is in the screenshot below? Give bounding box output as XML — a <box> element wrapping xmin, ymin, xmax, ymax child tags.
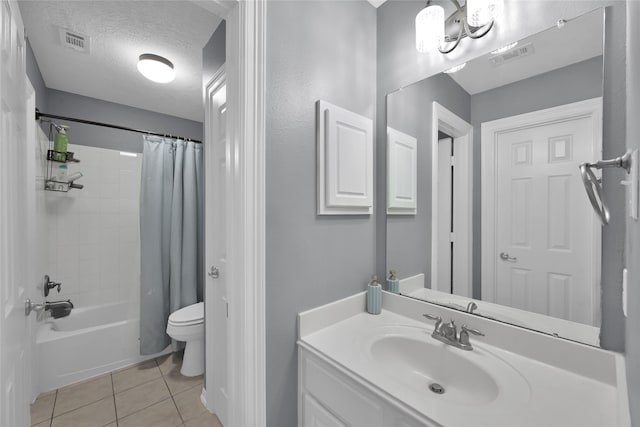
<box><xmin>0</xmin><ymin>1</ymin><xmax>31</xmax><ymax>425</ymax></box>
<box><xmin>493</xmin><ymin>113</ymin><xmax>599</xmax><ymax>324</ymax></box>
<box><xmin>437</xmin><ymin>137</ymin><xmax>453</xmax><ymax>293</ymax></box>
<box><xmin>204</xmin><ymin>70</ymin><xmax>228</xmax><ymax>426</ymax></box>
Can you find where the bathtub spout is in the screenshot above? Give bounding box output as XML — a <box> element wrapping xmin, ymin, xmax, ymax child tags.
<box><xmin>45</xmin><ymin>300</ymin><xmax>74</xmax><ymax>319</ymax></box>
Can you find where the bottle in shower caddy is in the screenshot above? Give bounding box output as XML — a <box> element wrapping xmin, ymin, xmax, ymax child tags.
<box><xmin>53</xmin><ymin>124</ymin><xmax>69</xmax><ymax>162</ymax></box>
<box><xmin>55</xmin><ymin>164</ymin><xmax>68</xmax><ymax>183</ymax></box>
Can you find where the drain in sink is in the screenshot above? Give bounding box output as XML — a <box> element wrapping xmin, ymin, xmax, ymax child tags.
<box><xmin>429</xmin><ymin>383</ymin><xmax>445</xmax><ymax>394</ymax></box>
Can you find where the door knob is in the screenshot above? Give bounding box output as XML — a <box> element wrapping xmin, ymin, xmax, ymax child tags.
<box><xmin>499</xmin><ymin>252</ymin><xmax>517</xmax><ymax>262</ymax></box>
<box><xmin>208</xmin><ymin>266</ymin><xmax>220</xmax><ymax>279</ymax></box>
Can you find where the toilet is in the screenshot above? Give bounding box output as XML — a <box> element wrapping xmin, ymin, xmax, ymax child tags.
<box><xmin>166</xmin><ymin>302</ymin><xmax>205</xmax><ymax>376</ymax></box>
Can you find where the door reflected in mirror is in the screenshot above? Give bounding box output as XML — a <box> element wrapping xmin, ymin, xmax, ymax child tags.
<box><xmin>386</xmin><ymin>8</ymin><xmax>605</xmax><ymax>346</ymax></box>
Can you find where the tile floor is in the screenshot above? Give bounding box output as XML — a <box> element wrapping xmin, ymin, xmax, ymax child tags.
<box><xmin>30</xmin><ymin>352</ymin><xmax>223</xmax><ymax>427</ymax></box>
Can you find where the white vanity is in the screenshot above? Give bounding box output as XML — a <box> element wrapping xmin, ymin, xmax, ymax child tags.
<box><xmin>297</xmin><ymin>291</ymin><xmax>630</xmax><ymax>427</ymax></box>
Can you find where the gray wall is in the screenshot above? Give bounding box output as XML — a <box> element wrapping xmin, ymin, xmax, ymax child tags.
<box><xmin>377</xmin><ymin>0</ymin><xmax>627</xmax><ymax>351</ymax></box>
<box><xmin>25</xmin><ymin>39</ymin><xmax>48</xmax><ymax>131</ymax></box>
<box><xmin>469</xmin><ymin>56</ymin><xmax>604</xmax><ymax>299</ymax></box>
<box><xmin>46</xmin><ymin>89</ymin><xmax>203</xmax><ymax>153</ymax></box>
<box><xmin>26</xmin><ymin>40</ymin><xmax>202</xmax><ymax>153</ymax></box>
<box><xmin>203</xmin><ymin>20</ymin><xmax>226</xmax><ymax>88</ymax></box>
<box><xmin>625</xmin><ymin>1</ymin><xmax>639</xmax><ymax>424</ymax></box>
<box><xmin>265</xmin><ymin>2</ymin><xmax>377</xmax><ymax>426</ymax></box>
<box><xmin>386</xmin><ymin>74</ymin><xmax>470</xmax><ymax>283</ymax></box>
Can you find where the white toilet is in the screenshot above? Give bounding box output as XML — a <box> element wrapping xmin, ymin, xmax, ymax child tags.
<box><xmin>166</xmin><ymin>302</ymin><xmax>205</xmax><ymax>376</ymax></box>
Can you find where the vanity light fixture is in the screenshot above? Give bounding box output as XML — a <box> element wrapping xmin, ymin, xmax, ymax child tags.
<box><xmin>443</xmin><ymin>63</ymin><xmax>467</xmax><ymax>73</ymax></box>
<box><xmin>416</xmin><ymin>0</ymin><xmax>503</xmax><ymax>54</ymax></box>
<box><xmin>137</xmin><ymin>53</ymin><xmax>175</xmax><ymax>83</ymax></box>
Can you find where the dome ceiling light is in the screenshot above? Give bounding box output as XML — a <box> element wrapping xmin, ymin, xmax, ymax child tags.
<box><xmin>137</xmin><ymin>53</ymin><xmax>175</xmax><ymax>83</ymax></box>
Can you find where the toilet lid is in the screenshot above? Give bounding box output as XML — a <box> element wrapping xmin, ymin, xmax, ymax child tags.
<box><xmin>168</xmin><ymin>302</ymin><xmax>204</xmax><ymax>325</ymax></box>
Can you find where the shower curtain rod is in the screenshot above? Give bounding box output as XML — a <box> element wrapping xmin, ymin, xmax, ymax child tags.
<box><xmin>35</xmin><ymin>108</ymin><xmax>202</xmax><ymax>144</ymax></box>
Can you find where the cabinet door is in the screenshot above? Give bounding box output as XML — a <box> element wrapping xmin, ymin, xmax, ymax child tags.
<box><xmin>303</xmin><ymin>393</ymin><xmax>347</xmax><ymax>427</ymax></box>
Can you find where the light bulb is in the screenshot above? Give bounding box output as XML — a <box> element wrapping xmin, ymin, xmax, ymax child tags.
<box><xmin>137</xmin><ymin>54</ymin><xmax>175</xmax><ymax>83</ymax></box>
<box><xmin>416</xmin><ymin>4</ymin><xmax>445</xmax><ymax>53</ymax></box>
<box><xmin>466</xmin><ymin>0</ymin><xmax>503</xmax><ymax>27</ymax></box>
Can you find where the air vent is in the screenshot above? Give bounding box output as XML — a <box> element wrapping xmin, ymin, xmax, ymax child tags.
<box><xmin>489</xmin><ymin>42</ymin><xmax>534</xmax><ymax>67</ymax></box>
<box><xmin>58</xmin><ymin>27</ymin><xmax>90</xmax><ymax>53</ymax></box>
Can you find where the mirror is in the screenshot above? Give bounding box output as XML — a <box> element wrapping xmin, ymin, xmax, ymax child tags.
<box><xmin>386</xmin><ymin>8</ymin><xmax>605</xmax><ymax>346</ymax></box>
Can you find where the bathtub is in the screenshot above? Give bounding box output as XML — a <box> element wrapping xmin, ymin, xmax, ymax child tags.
<box><xmin>36</xmin><ymin>302</ymin><xmax>170</xmax><ymax>392</ymax></box>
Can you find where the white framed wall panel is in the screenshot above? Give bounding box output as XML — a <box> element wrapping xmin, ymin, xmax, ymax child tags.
<box><xmin>387</xmin><ymin>127</ymin><xmax>417</xmax><ymax>215</ymax></box>
<box><xmin>317</xmin><ymin>100</ymin><xmax>373</xmax><ymax>215</ymax></box>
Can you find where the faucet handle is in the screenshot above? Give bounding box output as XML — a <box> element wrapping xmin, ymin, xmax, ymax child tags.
<box><xmin>461</xmin><ymin>324</ymin><xmax>484</xmax><ymax>336</ymax></box>
<box><xmin>422</xmin><ymin>313</ymin><xmax>443</xmax><ymax>331</ymax></box>
<box><xmin>459</xmin><ymin>324</ymin><xmax>484</xmax><ymax>348</ymax></box>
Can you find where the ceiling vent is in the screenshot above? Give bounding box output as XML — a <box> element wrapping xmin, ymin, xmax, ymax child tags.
<box><xmin>58</xmin><ymin>27</ymin><xmax>90</xmax><ymax>53</ymax></box>
<box><xmin>490</xmin><ymin>42</ymin><xmax>534</xmax><ymax>66</ymax></box>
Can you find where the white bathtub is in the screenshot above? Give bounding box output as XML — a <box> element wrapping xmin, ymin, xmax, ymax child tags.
<box><xmin>36</xmin><ymin>302</ymin><xmax>169</xmax><ymax>392</ymax></box>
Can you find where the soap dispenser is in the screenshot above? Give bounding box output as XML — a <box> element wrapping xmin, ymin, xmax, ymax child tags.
<box><xmin>366</xmin><ymin>274</ymin><xmax>382</xmax><ymax>315</ymax></box>
<box><xmin>387</xmin><ymin>270</ymin><xmax>399</xmax><ymax>294</ymax></box>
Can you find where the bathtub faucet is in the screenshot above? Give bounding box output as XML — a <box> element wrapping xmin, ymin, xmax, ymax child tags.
<box><xmin>45</xmin><ymin>300</ymin><xmax>74</xmax><ymax>319</ymax></box>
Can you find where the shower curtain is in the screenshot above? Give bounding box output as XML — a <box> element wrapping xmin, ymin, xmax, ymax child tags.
<box><xmin>139</xmin><ymin>135</ymin><xmax>204</xmax><ymax>355</ymax></box>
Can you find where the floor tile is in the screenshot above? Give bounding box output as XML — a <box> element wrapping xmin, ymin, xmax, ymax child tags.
<box><xmin>103</xmin><ymin>423</ymin><xmax>117</xmax><ymax>427</ymax></box>
<box><xmin>115</xmin><ymin>376</ymin><xmax>171</xmax><ymax>419</ymax></box>
<box><xmin>156</xmin><ymin>352</ymin><xmax>184</xmax><ymax>376</ymax></box>
<box><xmin>112</xmin><ymin>359</ymin><xmax>162</xmax><ymax>393</ymax></box>
<box><xmin>31</xmin><ymin>392</ymin><xmax>55</xmax><ymax>425</ymax></box>
<box><xmin>173</xmin><ymin>384</ymin><xmax>206</xmax><ymax>422</ymax></box>
<box><xmin>54</xmin><ymin>374</ymin><xmax>113</xmax><ymax>416</ymax></box>
<box><xmin>183</xmin><ymin>411</ymin><xmax>223</xmax><ymax>427</ymax></box>
<box><xmin>117</xmin><ymin>398</ymin><xmax>182</xmax><ymax>427</ymax></box>
<box><xmin>163</xmin><ymin>369</ymin><xmax>204</xmax><ymax>396</ymax></box>
<box><xmin>32</xmin><ymin>421</ymin><xmax>50</xmax><ymax>427</ymax></box>
<box><xmin>51</xmin><ymin>396</ymin><xmax>116</xmax><ymax>427</ymax></box>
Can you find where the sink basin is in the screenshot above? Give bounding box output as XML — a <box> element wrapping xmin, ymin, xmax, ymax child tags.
<box><xmin>366</xmin><ymin>326</ymin><xmax>530</xmax><ymax>407</ymax></box>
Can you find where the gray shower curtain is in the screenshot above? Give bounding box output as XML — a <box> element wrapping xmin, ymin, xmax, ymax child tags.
<box><xmin>139</xmin><ymin>135</ymin><xmax>204</xmax><ymax>355</ymax></box>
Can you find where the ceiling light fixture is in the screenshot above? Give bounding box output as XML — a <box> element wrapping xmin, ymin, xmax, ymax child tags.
<box><xmin>443</xmin><ymin>63</ymin><xmax>467</xmax><ymax>73</ymax></box>
<box><xmin>137</xmin><ymin>53</ymin><xmax>175</xmax><ymax>83</ymax></box>
<box><xmin>416</xmin><ymin>0</ymin><xmax>503</xmax><ymax>54</ymax></box>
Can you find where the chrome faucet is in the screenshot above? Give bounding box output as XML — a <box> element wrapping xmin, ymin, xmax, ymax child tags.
<box><xmin>466</xmin><ymin>301</ymin><xmax>478</xmax><ymax>313</ymax></box>
<box><xmin>423</xmin><ymin>313</ymin><xmax>484</xmax><ymax>351</ymax></box>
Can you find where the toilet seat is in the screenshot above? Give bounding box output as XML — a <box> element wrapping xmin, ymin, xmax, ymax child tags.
<box><xmin>168</xmin><ymin>302</ymin><xmax>204</xmax><ymax>326</ymax></box>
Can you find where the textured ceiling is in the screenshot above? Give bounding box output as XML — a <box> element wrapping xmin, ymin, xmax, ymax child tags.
<box><xmin>20</xmin><ymin>1</ymin><xmax>222</xmax><ymax>122</ymax></box>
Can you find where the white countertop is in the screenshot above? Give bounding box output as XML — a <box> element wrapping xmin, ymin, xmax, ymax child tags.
<box><xmin>298</xmin><ymin>291</ymin><xmax>630</xmax><ymax>427</ymax></box>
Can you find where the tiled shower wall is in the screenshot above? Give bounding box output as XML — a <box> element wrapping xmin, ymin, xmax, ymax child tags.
<box><xmin>45</xmin><ymin>143</ymin><xmax>141</xmax><ymax>313</ymax></box>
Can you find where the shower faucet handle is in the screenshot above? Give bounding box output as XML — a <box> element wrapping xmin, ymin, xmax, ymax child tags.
<box><xmin>44</xmin><ymin>274</ymin><xmax>62</xmax><ymax>297</ymax></box>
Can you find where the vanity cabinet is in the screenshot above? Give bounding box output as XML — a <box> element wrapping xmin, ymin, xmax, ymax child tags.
<box><xmin>298</xmin><ymin>346</ymin><xmax>435</xmax><ymax>427</ymax></box>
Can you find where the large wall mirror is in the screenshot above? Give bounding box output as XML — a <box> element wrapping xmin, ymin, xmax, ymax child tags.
<box><xmin>386</xmin><ymin>8</ymin><xmax>605</xmax><ymax>346</ymax></box>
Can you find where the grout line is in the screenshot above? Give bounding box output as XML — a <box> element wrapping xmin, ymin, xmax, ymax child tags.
<box><xmin>116</xmin><ymin>396</ymin><xmax>173</xmax><ymax>424</ymax></box>
<box><xmin>157</xmin><ymin>354</ymin><xmax>185</xmax><ymax>425</ymax></box>
<box><xmin>110</xmin><ymin>373</ymin><xmax>118</xmax><ymax>427</ymax></box>
<box><xmin>48</xmin><ymin>394</ymin><xmax>113</xmax><ymax>419</ymax></box>
<box><xmin>49</xmin><ymin>390</ymin><xmax>57</xmax><ymax>427</ymax></box>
